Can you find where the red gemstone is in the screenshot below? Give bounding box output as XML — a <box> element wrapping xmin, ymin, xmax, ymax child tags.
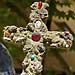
<box><xmin>38</xmin><ymin>1</ymin><xmax>42</xmax><ymax>9</ymax></box>
<box><xmin>32</xmin><ymin>33</ymin><xmax>41</xmax><ymax>42</ymax></box>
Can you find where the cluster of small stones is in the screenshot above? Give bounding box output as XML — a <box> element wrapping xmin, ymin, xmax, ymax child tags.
<box><xmin>3</xmin><ymin>1</ymin><xmax>73</xmax><ymax>75</ymax></box>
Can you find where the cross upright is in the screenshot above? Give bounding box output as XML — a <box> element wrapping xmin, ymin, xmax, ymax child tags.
<box><xmin>3</xmin><ymin>1</ymin><xmax>73</xmax><ymax>75</ymax></box>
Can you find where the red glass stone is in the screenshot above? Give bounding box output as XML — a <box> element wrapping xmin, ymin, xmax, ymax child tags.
<box><xmin>38</xmin><ymin>1</ymin><xmax>42</xmax><ymax>9</ymax></box>
<box><xmin>32</xmin><ymin>33</ymin><xmax>41</xmax><ymax>42</ymax></box>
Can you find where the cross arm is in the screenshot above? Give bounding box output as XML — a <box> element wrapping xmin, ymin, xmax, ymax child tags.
<box><xmin>3</xmin><ymin>26</ymin><xmax>32</xmax><ymax>45</ymax></box>
<box><xmin>42</xmin><ymin>31</ymin><xmax>73</xmax><ymax>48</ymax></box>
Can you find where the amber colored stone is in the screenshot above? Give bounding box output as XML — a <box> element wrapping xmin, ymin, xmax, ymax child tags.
<box><xmin>5</xmin><ymin>31</ymin><xmax>11</xmax><ymax>38</ymax></box>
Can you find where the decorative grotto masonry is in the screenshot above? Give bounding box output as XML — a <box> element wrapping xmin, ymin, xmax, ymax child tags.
<box><xmin>3</xmin><ymin>1</ymin><xmax>73</xmax><ymax>75</ymax></box>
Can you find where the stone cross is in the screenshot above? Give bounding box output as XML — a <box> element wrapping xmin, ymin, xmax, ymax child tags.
<box><xmin>3</xmin><ymin>1</ymin><xmax>73</xmax><ymax>75</ymax></box>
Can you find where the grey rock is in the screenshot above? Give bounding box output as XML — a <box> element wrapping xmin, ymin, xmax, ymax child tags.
<box><xmin>0</xmin><ymin>43</ymin><xmax>15</xmax><ymax>75</ymax></box>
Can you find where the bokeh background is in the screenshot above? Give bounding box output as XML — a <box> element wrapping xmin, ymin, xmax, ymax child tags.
<box><xmin>0</xmin><ymin>0</ymin><xmax>75</xmax><ymax>75</ymax></box>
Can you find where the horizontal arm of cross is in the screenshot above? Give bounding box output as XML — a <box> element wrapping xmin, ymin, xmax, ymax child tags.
<box><xmin>43</xmin><ymin>31</ymin><xmax>73</xmax><ymax>48</ymax></box>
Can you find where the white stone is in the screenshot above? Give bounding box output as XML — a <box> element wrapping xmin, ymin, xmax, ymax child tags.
<box><xmin>66</xmin><ymin>44</ymin><xmax>69</xmax><ymax>48</ymax></box>
<box><xmin>35</xmin><ymin>21</ymin><xmax>41</xmax><ymax>28</ymax></box>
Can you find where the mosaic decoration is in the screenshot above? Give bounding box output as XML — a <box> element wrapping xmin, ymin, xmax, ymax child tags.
<box><xmin>3</xmin><ymin>1</ymin><xmax>73</xmax><ymax>75</ymax></box>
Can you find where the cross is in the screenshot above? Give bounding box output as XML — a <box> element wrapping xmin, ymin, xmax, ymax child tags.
<box><xmin>3</xmin><ymin>1</ymin><xmax>73</xmax><ymax>75</ymax></box>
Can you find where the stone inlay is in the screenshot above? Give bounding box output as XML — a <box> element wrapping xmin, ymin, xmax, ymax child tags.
<box><xmin>31</xmin><ymin>54</ymin><xmax>36</xmax><ymax>60</ymax></box>
<box><xmin>38</xmin><ymin>1</ymin><xmax>42</xmax><ymax>9</ymax></box>
<box><xmin>32</xmin><ymin>33</ymin><xmax>41</xmax><ymax>42</ymax></box>
<box><xmin>35</xmin><ymin>21</ymin><xmax>41</xmax><ymax>28</ymax></box>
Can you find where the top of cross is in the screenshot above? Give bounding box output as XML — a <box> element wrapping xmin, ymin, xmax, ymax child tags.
<box><xmin>30</xmin><ymin>1</ymin><xmax>49</xmax><ymax>10</ymax></box>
